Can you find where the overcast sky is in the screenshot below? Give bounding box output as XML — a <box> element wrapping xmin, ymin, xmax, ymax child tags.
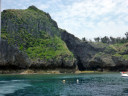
<box><xmin>1</xmin><ymin>0</ymin><xmax>128</xmax><ymax>40</ymax></box>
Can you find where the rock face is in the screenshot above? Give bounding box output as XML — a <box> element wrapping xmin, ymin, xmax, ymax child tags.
<box><xmin>61</xmin><ymin>31</ymin><xmax>101</xmax><ymax>70</ymax></box>
<box><xmin>61</xmin><ymin>31</ymin><xmax>128</xmax><ymax>71</ymax></box>
<box><xmin>1</xmin><ymin>5</ymin><xmax>128</xmax><ymax>71</ymax></box>
<box><xmin>1</xmin><ymin>6</ymin><xmax>76</xmax><ymax>70</ymax></box>
<box><xmin>0</xmin><ymin>39</ymin><xmax>76</xmax><ymax>69</ymax></box>
<box><xmin>30</xmin><ymin>55</ymin><xmax>77</xmax><ymax>69</ymax></box>
<box><xmin>0</xmin><ymin>40</ymin><xmax>30</xmax><ymax>69</ymax></box>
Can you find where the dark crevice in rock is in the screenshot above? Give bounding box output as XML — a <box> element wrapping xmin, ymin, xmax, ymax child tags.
<box><xmin>76</xmin><ymin>56</ymin><xmax>85</xmax><ymax>71</ymax></box>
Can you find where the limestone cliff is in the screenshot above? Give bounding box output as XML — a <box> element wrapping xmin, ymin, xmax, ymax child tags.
<box><xmin>1</xmin><ymin>6</ymin><xmax>76</xmax><ymax>69</ymax></box>
<box><xmin>1</xmin><ymin>5</ymin><xmax>128</xmax><ymax>71</ymax></box>
<box><xmin>0</xmin><ymin>40</ymin><xmax>30</xmax><ymax>69</ymax></box>
<box><xmin>61</xmin><ymin>31</ymin><xmax>128</xmax><ymax>71</ymax></box>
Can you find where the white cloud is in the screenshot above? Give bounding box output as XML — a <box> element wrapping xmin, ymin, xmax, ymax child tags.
<box><xmin>49</xmin><ymin>0</ymin><xmax>128</xmax><ymax>40</ymax></box>
<box><xmin>2</xmin><ymin>0</ymin><xmax>128</xmax><ymax>40</ymax></box>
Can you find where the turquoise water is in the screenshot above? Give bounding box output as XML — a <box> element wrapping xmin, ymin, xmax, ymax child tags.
<box><xmin>0</xmin><ymin>73</ymin><xmax>127</xmax><ymax>96</ymax></box>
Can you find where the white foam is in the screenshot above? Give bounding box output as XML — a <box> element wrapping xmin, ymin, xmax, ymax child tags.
<box><xmin>0</xmin><ymin>80</ymin><xmax>31</xmax><ymax>96</ymax></box>
<box><xmin>11</xmin><ymin>80</ymin><xmax>25</xmax><ymax>82</ymax></box>
<box><xmin>0</xmin><ymin>81</ymin><xmax>8</xmax><ymax>83</ymax></box>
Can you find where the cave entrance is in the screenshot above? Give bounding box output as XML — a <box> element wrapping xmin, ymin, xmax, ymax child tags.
<box><xmin>77</xmin><ymin>57</ymin><xmax>85</xmax><ymax>71</ymax></box>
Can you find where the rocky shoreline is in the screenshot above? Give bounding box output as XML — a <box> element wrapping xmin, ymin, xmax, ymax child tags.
<box><xmin>1</xmin><ymin>6</ymin><xmax>128</xmax><ymax>72</ymax></box>
<box><xmin>0</xmin><ymin>69</ymin><xmax>111</xmax><ymax>74</ymax></box>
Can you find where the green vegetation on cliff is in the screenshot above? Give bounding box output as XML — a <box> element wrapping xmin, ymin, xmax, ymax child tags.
<box><xmin>87</xmin><ymin>33</ymin><xmax>128</xmax><ymax>61</ymax></box>
<box><xmin>1</xmin><ymin>5</ymin><xmax>74</xmax><ymax>61</ymax></box>
<box><xmin>112</xmin><ymin>43</ymin><xmax>128</xmax><ymax>60</ymax></box>
<box><xmin>26</xmin><ymin>36</ymin><xmax>73</xmax><ymax>60</ymax></box>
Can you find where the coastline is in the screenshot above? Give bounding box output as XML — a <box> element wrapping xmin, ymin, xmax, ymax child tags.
<box><xmin>0</xmin><ymin>69</ymin><xmax>117</xmax><ymax>75</ymax></box>
<box><xmin>0</xmin><ymin>69</ymin><xmax>75</xmax><ymax>75</ymax></box>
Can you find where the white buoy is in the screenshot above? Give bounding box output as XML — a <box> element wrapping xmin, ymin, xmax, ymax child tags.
<box><xmin>77</xmin><ymin>79</ymin><xmax>79</xmax><ymax>83</ymax></box>
<box><xmin>62</xmin><ymin>80</ymin><xmax>65</xmax><ymax>83</ymax></box>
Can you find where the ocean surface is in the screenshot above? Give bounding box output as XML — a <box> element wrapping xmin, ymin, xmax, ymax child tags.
<box><xmin>0</xmin><ymin>73</ymin><xmax>128</xmax><ymax>96</ymax></box>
